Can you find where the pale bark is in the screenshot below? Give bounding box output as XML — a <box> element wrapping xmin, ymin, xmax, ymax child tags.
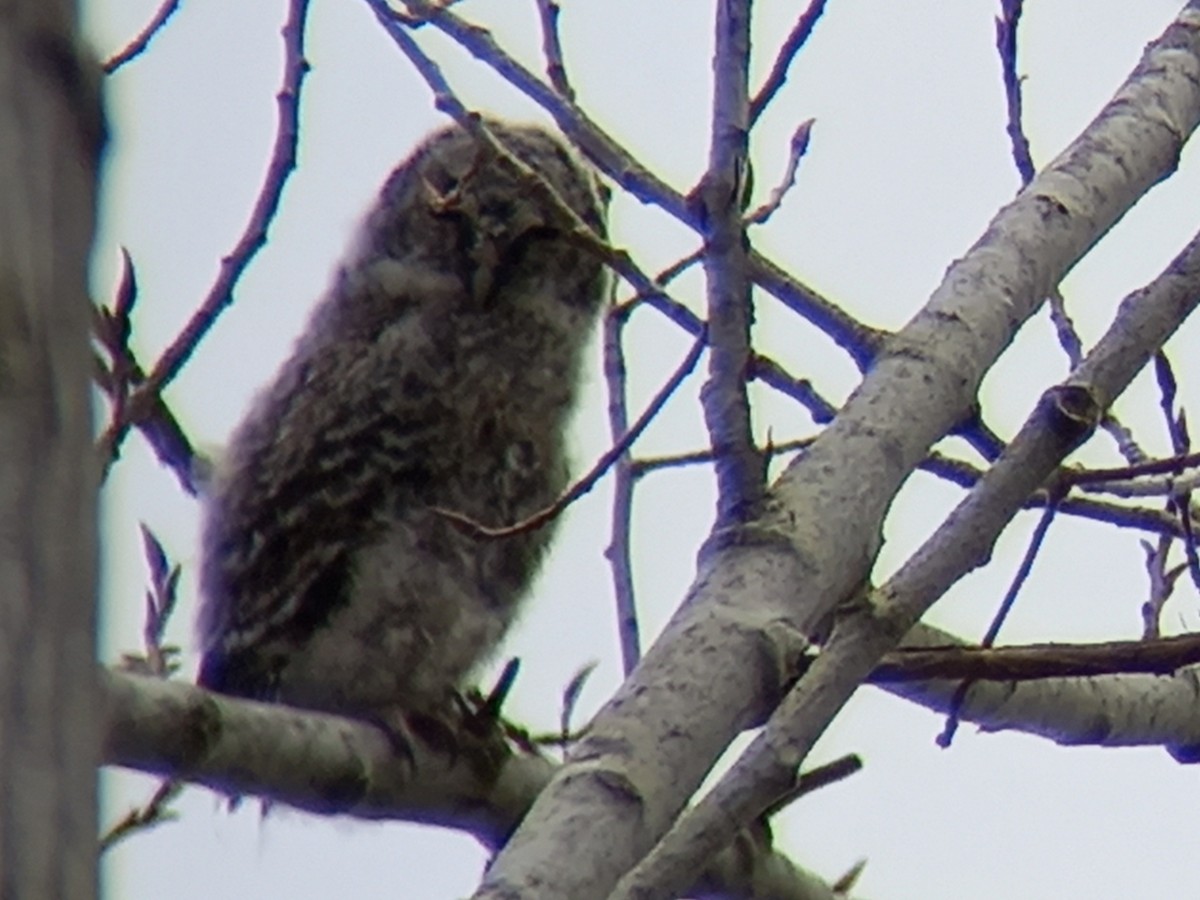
<box><xmin>101</xmin><ymin>670</ymin><xmax>844</xmax><ymax>900</ymax></box>
<box><xmin>474</xmin><ymin>7</ymin><xmax>1200</xmax><ymax>898</ymax></box>
<box><xmin>618</xmin><ymin>97</ymin><xmax>1200</xmax><ymax>900</ymax></box>
<box><xmin>889</xmin><ymin>623</ymin><xmax>1200</xmax><ymax>754</ymax></box>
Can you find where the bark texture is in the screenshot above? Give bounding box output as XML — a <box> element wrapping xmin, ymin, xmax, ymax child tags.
<box><xmin>0</xmin><ymin>2</ymin><xmax>102</xmax><ymax>896</ymax></box>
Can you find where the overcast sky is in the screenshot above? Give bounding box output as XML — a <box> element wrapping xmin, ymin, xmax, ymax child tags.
<box><xmin>85</xmin><ymin>1</ymin><xmax>1200</xmax><ymax>897</ymax></box>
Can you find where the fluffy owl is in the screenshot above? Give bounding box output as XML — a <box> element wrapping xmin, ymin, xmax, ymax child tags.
<box><xmin>196</xmin><ymin>121</ymin><xmax>608</xmax><ymax>729</ymax></box>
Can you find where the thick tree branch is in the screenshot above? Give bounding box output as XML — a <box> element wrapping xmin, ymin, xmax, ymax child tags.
<box><xmin>700</xmin><ymin>0</ymin><xmax>764</xmax><ymax>525</ymax></box>
<box><xmin>101</xmin><ymin>670</ymin><xmax>846</xmax><ymax>900</ymax></box>
<box><xmin>884</xmin><ymin>622</ymin><xmax>1200</xmax><ymax>756</ymax></box>
<box><xmin>626</xmin><ymin>113</ymin><xmax>1200</xmax><ymax>898</ymax></box>
<box><xmin>481</xmin><ymin>8</ymin><xmax>1200</xmax><ymax>898</ymax></box>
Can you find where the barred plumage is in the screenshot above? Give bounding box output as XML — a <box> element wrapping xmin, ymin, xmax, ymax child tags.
<box><xmin>196</xmin><ymin>121</ymin><xmax>607</xmax><ymax>723</ymax></box>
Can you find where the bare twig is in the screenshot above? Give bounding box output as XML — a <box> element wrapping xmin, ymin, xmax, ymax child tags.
<box><xmin>92</xmin><ymin>252</ymin><xmax>203</xmax><ymax>495</ymax></box>
<box><xmin>748</xmin><ymin>0</ymin><xmax>829</xmax><ymax>126</ymax></box>
<box><xmin>436</xmin><ymin>330</ymin><xmax>707</xmax><ymax>539</ymax></box>
<box><xmin>995</xmin><ymin>0</ymin><xmax>1035</xmax><ymax>183</ymax></box>
<box><xmin>744</xmin><ymin>118</ymin><xmax>814</xmax><ymax>226</ymax></box>
<box><xmin>872</xmin><ymin>632</ymin><xmax>1200</xmax><ymax>682</ymax></box>
<box><xmin>559</xmin><ymin>661</ymin><xmax>598</xmax><ymax>745</ymax></box>
<box><xmin>1140</xmin><ymin>536</ymin><xmax>1183</xmax><ymax>639</ymax></box>
<box><xmin>759</xmin><ymin>753</ymin><xmax>862</xmax><ymax>820</ymax></box>
<box><xmin>99</xmin><ymin>779</ymin><xmax>182</xmax><ymax>852</ymax></box>
<box><xmin>1103</xmin><ymin>414</ymin><xmax>1150</xmax><ymax>465</ymax></box>
<box><xmin>1076</xmin><ymin>466</ymin><xmax>1200</xmax><ymax>497</ymax></box>
<box><xmin>1155</xmin><ymin>352</ymin><xmax>1200</xmax><ymax>590</ymax></box>
<box><xmin>103</xmin><ymin>358</ymin><xmax>202</xmax><ymax>495</ymax></box>
<box><xmin>1047</xmin><ymin>290</ymin><xmax>1084</xmax><ymax>367</ymax></box>
<box><xmin>1046</xmin><ymin>285</ymin><xmax>1151</xmax><ymax>472</ymax></box>
<box><xmin>616</xmin><ymin>249</ymin><xmax>703</xmax><ymax>312</ymax></box>
<box><xmin>630</xmin><ymin>439</ymin><xmax>1191</xmax><ymax>538</ymax></box>
<box><xmin>534</xmin><ymin>0</ymin><xmax>573</xmax><ymax>100</ymax></box>
<box><xmin>382</xmin><ymin>0</ymin><xmax>884</xmax><ymax>368</ymax></box>
<box><xmin>937</xmin><ymin>499</ymin><xmax>1060</xmax><ymax>747</ymax></box>
<box><xmin>603</xmin><ymin>304</ymin><xmax>641</xmax><ymax>673</ymax></box>
<box><xmin>371</xmin><ymin>4</ymin><xmax>699</xmax><ymax>332</ymax></box>
<box><xmin>97</xmin><ymin>0</ymin><xmax>312</xmax><ymax>478</ymax></box>
<box><xmin>995</xmin><ymin>0</ymin><xmax>1157</xmax><ymax>488</ymax></box>
<box><xmin>1066</xmin><ymin>449</ymin><xmax>1200</xmax><ymax>486</ymax></box>
<box><xmin>102</xmin><ymin>0</ymin><xmax>182</xmax><ymax>74</ymax></box>
<box><xmin>633</xmin><ymin>438</ymin><xmax>814</xmax><ymax>478</ymax></box>
<box><xmin>750</xmin><ymin>354</ymin><xmax>839</xmax><ymax>424</ymax></box>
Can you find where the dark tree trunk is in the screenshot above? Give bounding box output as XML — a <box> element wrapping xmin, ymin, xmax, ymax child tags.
<box><xmin>0</xmin><ymin>2</ymin><xmax>102</xmax><ymax>896</ymax></box>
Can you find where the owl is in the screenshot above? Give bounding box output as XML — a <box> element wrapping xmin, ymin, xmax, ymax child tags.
<box><xmin>196</xmin><ymin>121</ymin><xmax>608</xmax><ymax>733</ymax></box>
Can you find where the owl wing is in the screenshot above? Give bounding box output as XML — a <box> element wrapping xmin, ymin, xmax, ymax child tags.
<box><xmin>197</xmin><ymin>312</ymin><xmax>450</xmax><ymax>697</ymax></box>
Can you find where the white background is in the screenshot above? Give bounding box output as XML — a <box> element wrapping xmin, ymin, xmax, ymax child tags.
<box><xmin>84</xmin><ymin>1</ymin><xmax>1200</xmax><ymax>897</ymax></box>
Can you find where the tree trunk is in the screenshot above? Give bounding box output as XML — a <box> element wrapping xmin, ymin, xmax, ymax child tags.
<box><xmin>0</xmin><ymin>2</ymin><xmax>102</xmax><ymax>896</ymax></box>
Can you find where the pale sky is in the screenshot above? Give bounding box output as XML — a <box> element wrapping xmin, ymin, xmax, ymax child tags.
<box><xmin>86</xmin><ymin>1</ymin><xmax>1200</xmax><ymax>897</ymax></box>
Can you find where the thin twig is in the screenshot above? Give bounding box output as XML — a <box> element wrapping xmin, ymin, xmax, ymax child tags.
<box><xmin>1047</xmin><ymin>290</ymin><xmax>1083</xmax><ymax>367</ymax></box>
<box><xmin>759</xmin><ymin>752</ymin><xmax>862</xmax><ymax>820</ymax></box>
<box><xmin>744</xmin><ymin>119</ymin><xmax>814</xmax><ymax>226</ymax></box>
<box><xmin>1066</xmin><ymin>449</ymin><xmax>1200</xmax><ymax>485</ymax></box>
<box><xmin>1046</xmin><ymin>287</ymin><xmax>1151</xmax><ymax>471</ymax></box>
<box><xmin>534</xmin><ymin>0</ymin><xmax>573</xmax><ymax>100</ymax></box>
<box><xmin>938</xmin><ymin>498</ymin><xmax>1060</xmax><ymax>747</ymax></box>
<box><xmin>748</xmin><ymin>0</ymin><xmax>829</xmax><ymax>126</ymax></box>
<box><xmin>382</xmin><ymin>0</ymin><xmax>883</xmax><ymax>368</ymax></box>
<box><xmin>996</xmin><ymin>0</ymin><xmax>1157</xmax><ymax>488</ymax></box>
<box><xmin>436</xmin><ymin>330</ymin><xmax>708</xmax><ymax>539</ymax></box>
<box><xmin>633</xmin><ymin>438</ymin><xmax>813</xmax><ymax>478</ymax></box>
<box><xmin>97</xmin><ymin>0</ymin><xmax>312</xmax><ymax>478</ymax></box>
<box><xmin>871</xmin><ymin>631</ymin><xmax>1200</xmax><ymax>682</ymax></box>
<box><xmin>1140</xmin><ymin>535</ymin><xmax>1182</xmax><ymax>639</ymax></box>
<box><xmin>99</xmin><ymin>779</ymin><xmax>183</xmax><ymax>852</ymax></box>
<box><xmin>102</xmin><ymin>0</ymin><xmax>182</xmax><ymax>74</ymax></box>
<box><xmin>628</xmin><ymin>440</ymin><xmax>1189</xmax><ymax>536</ymax></box>
<box><xmin>92</xmin><ymin>253</ymin><xmax>203</xmax><ymax>495</ymax></box>
<box><xmin>603</xmin><ymin>304</ymin><xmax>642</xmax><ymax>674</ymax></box>
<box><xmin>953</xmin><ymin>409</ymin><xmax>1008</xmax><ymax>463</ymax></box>
<box><xmin>372</xmin><ymin>10</ymin><xmax>699</xmax><ymax>331</ymax></box>
<box><xmin>1155</xmin><ymin>352</ymin><xmax>1200</xmax><ymax>590</ymax></box>
<box><xmin>1076</xmin><ymin>466</ymin><xmax>1200</xmax><ymax>498</ymax></box>
<box><xmin>616</xmin><ymin>249</ymin><xmax>703</xmax><ymax>313</ymax></box>
<box><xmin>1102</xmin><ymin>414</ymin><xmax>1149</xmax><ymax>466</ymax></box>
<box><xmin>1006</xmin><ymin>1</ymin><xmax>1151</xmax><ymax>474</ymax></box>
<box><xmin>995</xmin><ymin>0</ymin><xmax>1035</xmax><ymax>184</ymax></box>
<box><xmin>750</xmin><ymin>355</ymin><xmax>838</xmax><ymax>424</ymax></box>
